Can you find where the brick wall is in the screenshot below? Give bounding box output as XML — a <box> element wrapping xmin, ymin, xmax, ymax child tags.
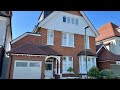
<box><xmin>37</xmin><ymin>28</ymin><xmax>96</xmax><ymax>74</ymax></box>
<box><xmin>97</xmin><ymin>61</ymin><xmax>111</xmax><ymax>71</ymax></box>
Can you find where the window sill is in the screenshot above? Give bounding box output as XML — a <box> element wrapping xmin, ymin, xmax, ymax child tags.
<box><xmin>62</xmin><ymin>72</ymin><xmax>75</xmax><ymax>74</ymax></box>
<box><xmin>46</xmin><ymin>44</ymin><xmax>54</xmax><ymax>46</ymax></box>
<box><xmin>61</xmin><ymin>45</ymin><xmax>75</xmax><ymax>48</ymax></box>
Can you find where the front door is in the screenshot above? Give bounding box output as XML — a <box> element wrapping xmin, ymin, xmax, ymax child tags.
<box><xmin>45</xmin><ymin>59</ymin><xmax>53</xmax><ymax>79</ymax></box>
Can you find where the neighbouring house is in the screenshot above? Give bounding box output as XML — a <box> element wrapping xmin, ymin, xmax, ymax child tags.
<box><xmin>96</xmin><ymin>22</ymin><xmax>120</xmax><ymax>55</ymax></box>
<box><xmin>96</xmin><ymin>44</ymin><xmax>120</xmax><ymax>71</ymax></box>
<box><xmin>0</xmin><ymin>11</ymin><xmax>12</xmax><ymax>78</ymax></box>
<box><xmin>7</xmin><ymin>11</ymin><xmax>99</xmax><ymax>79</ymax></box>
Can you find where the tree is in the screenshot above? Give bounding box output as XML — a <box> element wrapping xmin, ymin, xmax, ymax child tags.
<box><xmin>88</xmin><ymin>66</ymin><xmax>100</xmax><ymax>79</ymax></box>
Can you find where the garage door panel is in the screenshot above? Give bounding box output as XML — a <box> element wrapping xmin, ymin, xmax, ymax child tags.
<box><xmin>13</xmin><ymin>60</ymin><xmax>42</xmax><ymax>79</ymax></box>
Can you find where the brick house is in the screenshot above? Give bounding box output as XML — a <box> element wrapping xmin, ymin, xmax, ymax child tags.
<box><xmin>0</xmin><ymin>11</ymin><xmax>12</xmax><ymax>78</ymax></box>
<box><xmin>7</xmin><ymin>11</ymin><xmax>99</xmax><ymax>79</ymax></box>
<box><xmin>96</xmin><ymin>44</ymin><xmax>120</xmax><ymax>71</ymax></box>
<box><xmin>96</xmin><ymin>22</ymin><xmax>120</xmax><ymax>71</ymax></box>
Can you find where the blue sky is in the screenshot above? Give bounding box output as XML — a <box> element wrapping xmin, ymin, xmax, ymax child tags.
<box><xmin>12</xmin><ymin>11</ymin><xmax>120</xmax><ymax>39</ymax></box>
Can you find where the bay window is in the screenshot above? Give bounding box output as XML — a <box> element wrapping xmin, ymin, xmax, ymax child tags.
<box><xmin>79</xmin><ymin>56</ymin><xmax>96</xmax><ymax>74</ymax></box>
<box><xmin>62</xmin><ymin>56</ymin><xmax>73</xmax><ymax>73</ymax></box>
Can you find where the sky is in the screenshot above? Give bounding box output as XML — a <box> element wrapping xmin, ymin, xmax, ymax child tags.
<box><xmin>12</xmin><ymin>11</ymin><xmax>120</xmax><ymax>39</ymax></box>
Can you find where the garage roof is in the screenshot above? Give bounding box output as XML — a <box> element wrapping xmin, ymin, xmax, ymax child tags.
<box><xmin>7</xmin><ymin>42</ymin><xmax>61</xmax><ymax>56</ymax></box>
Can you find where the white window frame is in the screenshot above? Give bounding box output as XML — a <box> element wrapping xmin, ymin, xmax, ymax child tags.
<box><xmin>62</xmin><ymin>32</ymin><xmax>74</xmax><ymax>47</ymax></box>
<box><xmin>47</xmin><ymin>30</ymin><xmax>54</xmax><ymax>45</ymax></box>
<box><xmin>62</xmin><ymin>56</ymin><xmax>73</xmax><ymax>74</ymax></box>
<box><xmin>84</xmin><ymin>35</ymin><xmax>90</xmax><ymax>49</ymax></box>
<box><xmin>79</xmin><ymin>56</ymin><xmax>96</xmax><ymax>74</ymax></box>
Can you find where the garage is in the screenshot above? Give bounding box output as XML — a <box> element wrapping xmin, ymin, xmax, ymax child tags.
<box><xmin>13</xmin><ymin>60</ymin><xmax>42</xmax><ymax>79</ymax></box>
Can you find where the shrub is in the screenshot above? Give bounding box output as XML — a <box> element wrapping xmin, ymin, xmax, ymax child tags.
<box><xmin>67</xmin><ymin>67</ymin><xmax>73</xmax><ymax>73</ymax></box>
<box><xmin>100</xmin><ymin>69</ymin><xmax>116</xmax><ymax>79</ymax></box>
<box><xmin>88</xmin><ymin>66</ymin><xmax>100</xmax><ymax>79</ymax></box>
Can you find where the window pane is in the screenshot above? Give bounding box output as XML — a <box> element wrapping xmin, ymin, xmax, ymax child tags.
<box><xmin>75</xmin><ymin>19</ymin><xmax>79</xmax><ymax>25</ymax></box>
<box><xmin>16</xmin><ymin>62</ymin><xmax>28</xmax><ymax>67</ymax></box>
<box><xmin>92</xmin><ymin>58</ymin><xmax>96</xmax><ymax>67</ymax></box>
<box><xmin>83</xmin><ymin>57</ymin><xmax>87</xmax><ymax>73</ymax></box>
<box><xmin>63</xmin><ymin>16</ymin><xmax>66</xmax><ymax>22</ymax></box>
<box><xmin>69</xmin><ymin>33</ymin><xmax>74</xmax><ymax>47</ymax></box>
<box><xmin>68</xmin><ymin>57</ymin><xmax>73</xmax><ymax>68</ymax></box>
<box><xmin>71</xmin><ymin>18</ymin><xmax>74</xmax><ymax>24</ymax></box>
<box><xmin>30</xmin><ymin>62</ymin><xmax>40</xmax><ymax>67</ymax></box>
<box><xmin>62</xmin><ymin>33</ymin><xmax>67</xmax><ymax>46</ymax></box>
<box><xmin>67</xmin><ymin>17</ymin><xmax>70</xmax><ymax>23</ymax></box>
<box><xmin>45</xmin><ymin>64</ymin><xmax>52</xmax><ymax>70</ymax></box>
<box><xmin>47</xmin><ymin>30</ymin><xmax>54</xmax><ymax>45</ymax></box>
<box><xmin>62</xmin><ymin>57</ymin><xmax>67</xmax><ymax>72</ymax></box>
<box><xmin>87</xmin><ymin>58</ymin><xmax>91</xmax><ymax>71</ymax></box>
<box><xmin>85</xmin><ymin>35</ymin><xmax>89</xmax><ymax>49</ymax></box>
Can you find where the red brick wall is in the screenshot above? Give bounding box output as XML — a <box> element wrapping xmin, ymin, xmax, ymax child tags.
<box><xmin>97</xmin><ymin>61</ymin><xmax>111</xmax><ymax>71</ymax></box>
<box><xmin>6</xmin><ymin>55</ymin><xmax>45</xmax><ymax>79</ymax></box>
<box><xmin>12</xmin><ymin>35</ymin><xmax>41</xmax><ymax>48</ymax></box>
<box><xmin>37</xmin><ymin>28</ymin><xmax>96</xmax><ymax>74</ymax></box>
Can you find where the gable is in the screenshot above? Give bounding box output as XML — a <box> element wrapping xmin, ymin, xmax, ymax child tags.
<box><xmin>37</xmin><ymin>11</ymin><xmax>98</xmax><ymax>37</ymax></box>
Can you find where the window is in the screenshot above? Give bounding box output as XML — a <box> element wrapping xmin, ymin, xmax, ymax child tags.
<box><xmin>63</xmin><ymin>16</ymin><xmax>66</xmax><ymax>22</ymax></box>
<box><xmin>47</xmin><ymin>30</ymin><xmax>54</xmax><ymax>45</ymax></box>
<box><xmin>16</xmin><ymin>62</ymin><xmax>28</xmax><ymax>67</ymax></box>
<box><xmin>62</xmin><ymin>56</ymin><xmax>73</xmax><ymax>73</ymax></box>
<box><xmin>116</xmin><ymin>61</ymin><xmax>120</xmax><ymax>65</ymax></box>
<box><xmin>71</xmin><ymin>18</ymin><xmax>74</xmax><ymax>24</ymax></box>
<box><xmin>62</xmin><ymin>33</ymin><xmax>67</xmax><ymax>46</ymax></box>
<box><xmin>84</xmin><ymin>35</ymin><xmax>90</xmax><ymax>49</ymax></box>
<box><xmin>75</xmin><ymin>19</ymin><xmax>79</xmax><ymax>25</ymax></box>
<box><xmin>67</xmin><ymin>17</ymin><xmax>70</xmax><ymax>23</ymax></box>
<box><xmin>62</xmin><ymin>32</ymin><xmax>74</xmax><ymax>47</ymax></box>
<box><xmin>79</xmin><ymin>56</ymin><xmax>96</xmax><ymax>74</ymax></box>
<box><xmin>30</xmin><ymin>62</ymin><xmax>40</xmax><ymax>67</ymax></box>
<box><xmin>45</xmin><ymin>64</ymin><xmax>52</xmax><ymax>70</ymax></box>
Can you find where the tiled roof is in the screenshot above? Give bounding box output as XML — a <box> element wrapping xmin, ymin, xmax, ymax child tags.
<box><xmin>96</xmin><ymin>22</ymin><xmax>120</xmax><ymax>42</ymax></box>
<box><xmin>77</xmin><ymin>49</ymin><xmax>97</xmax><ymax>56</ymax></box>
<box><xmin>7</xmin><ymin>42</ymin><xmax>61</xmax><ymax>56</ymax></box>
<box><xmin>97</xmin><ymin>49</ymin><xmax>120</xmax><ymax>61</ymax></box>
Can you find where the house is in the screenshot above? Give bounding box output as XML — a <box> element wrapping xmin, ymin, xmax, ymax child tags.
<box><xmin>0</xmin><ymin>11</ymin><xmax>12</xmax><ymax>78</ymax></box>
<box><xmin>7</xmin><ymin>11</ymin><xmax>99</xmax><ymax>79</ymax></box>
<box><xmin>96</xmin><ymin>22</ymin><xmax>120</xmax><ymax>55</ymax></box>
<box><xmin>96</xmin><ymin>44</ymin><xmax>120</xmax><ymax>71</ymax></box>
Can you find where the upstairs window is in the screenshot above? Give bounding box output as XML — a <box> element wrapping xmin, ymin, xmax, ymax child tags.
<box><xmin>63</xmin><ymin>16</ymin><xmax>66</xmax><ymax>22</ymax></box>
<box><xmin>71</xmin><ymin>18</ymin><xmax>74</xmax><ymax>24</ymax></box>
<box><xmin>84</xmin><ymin>35</ymin><xmax>90</xmax><ymax>49</ymax></box>
<box><xmin>62</xmin><ymin>32</ymin><xmax>74</xmax><ymax>47</ymax></box>
<box><xmin>47</xmin><ymin>30</ymin><xmax>54</xmax><ymax>45</ymax></box>
<box><xmin>67</xmin><ymin>17</ymin><xmax>70</xmax><ymax>23</ymax></box>
<box><xmin>75</xmin><ymin>19</ymin><xmax>79</xmax><ymax>25</ymax></box>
